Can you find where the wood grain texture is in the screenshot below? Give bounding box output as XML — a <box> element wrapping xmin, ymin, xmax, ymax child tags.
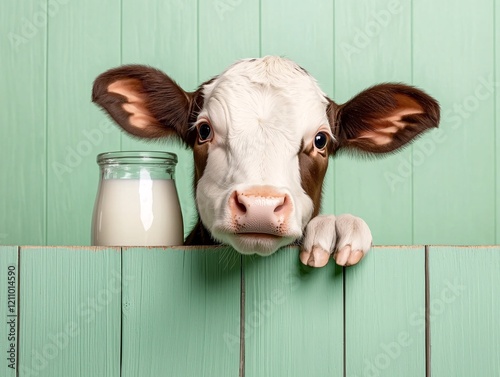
<box><xmin>334</xmin><ymin>0</ymin><xmax>414</xmax><ymax>245</ymax></box>
<box><xmin>428</xmin><ymin>246</ymin><xmax>500</xmax><ymax>376</ymax></box>
<box><xmin>46</xmin><ymin>0</ymin><xmax>122</xmax><ymax>245</ymax></box>
<box><xmin>1</xmin><ymin>0</ymin><xmax>499</xmax><ymax>248</ymax></box>
<box><xmin>0</xmin><ymin>246</ymin><xmax>18</xmax><ymax>376</ymax></box>
<box><xmin>120</xmin><ymin>247</ymin><xmax>241</xmax><ymax>377</ymax></box>
<box><xmin>2</xmin><ymin>245</ymin><xmax>500</xmax><ymax>375</ymax></box>
<box><xmin>261</xmin><ymin>0</ymin><xmax>334</xmax><ymax>93</ymax></box>
<box><xmin>18</xmin><ymin>246</ymin><xmax>121</xmax><ymax>377</ymax></box>
<box><xmin>344</xmin><ymin>246</ymin><xmax>426</xmax><ymax>377</ymax></box>
<box><xmin>0</xmin><ymin>1</ymin><xmax>47</xmax><ymax>245</ymax></box>
<box><xmin>198</xmin><ymin>0</ymin><xmax>260</xmax><ymax>79</ymax></box>
<box><xmin>496</xmin><ymin>0</ymin><xmax>499</xmax><ymax>244</ymax></box>
<box><xmin>413</xmin><ymin>0</ymin><xmax>496</xmax><ymax>245</ymax></box>
<box><xmin>120</xmin><ymin>0</ymin><xmax>199</xmax><ymax>238</ymax></box>
<box><xmin>261</xmin><ymin>0</ymin><xmax>336</xmax><ymax>216</ymax></box>
<box><xmin>0</xmin><ymin>0</ymin><xmax>499</xmax><ymax>248</ymax></box>
<box><xmin>244</xmin><ymin>247</ymin><xmax>343</xmax><ymax>377</ymax></box>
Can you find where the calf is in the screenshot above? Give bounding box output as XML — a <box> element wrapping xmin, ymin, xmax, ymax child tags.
<box><xmin>92</xmin><ymin>56</ymin><xmax>439</xmax><ymax>267</ymax></box>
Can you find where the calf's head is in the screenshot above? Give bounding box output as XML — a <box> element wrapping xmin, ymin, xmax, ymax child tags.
<box><xmin>93</xmin><ymin>56</ymin><xmax>439</xmax><ymax>255</ymax></box>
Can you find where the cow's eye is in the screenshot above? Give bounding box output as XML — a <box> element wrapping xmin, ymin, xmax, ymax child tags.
<box><xmin>197</xmin><ymin>122</ymin><xmax>212</xmax><ymax>142</ymax></box>
<box><xmin>314</xmin><ymin>132</ymin><xmax>328</xmax><ymax>150</ymax></box>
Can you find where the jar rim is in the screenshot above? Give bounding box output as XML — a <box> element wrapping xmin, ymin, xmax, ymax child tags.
<box><xmin>97</xmin><ymin>151</ymin><xmax>178</xmax><ymax>165</ymax></box>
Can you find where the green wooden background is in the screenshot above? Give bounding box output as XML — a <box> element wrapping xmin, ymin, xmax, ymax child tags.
<box><xmin>0</xmin><ymin>0</ymin><xmax>499</xmax><ymax>246</ymax></box>
<box><xmin>1</xmin><ymin>245</ymin><xmax>499</xmax><ymax>376</ymax></box>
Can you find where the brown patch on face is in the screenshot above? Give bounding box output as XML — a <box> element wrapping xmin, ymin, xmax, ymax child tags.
<box><xmin>326</xmin><ymin>99</ymin><xmax>342</xmax><ymax>155</ymax></box>
<box><xmin>188</xmin><ymin>77</ymin><xmax>219</xmax><ymax>189</ymax></box>
<box><xmin>193</xmin><ymin>141</ymin><xmax>210</xmax><ymax>187</ymax></box>
<box><xmin>298</xmin><ymin>142</ymin><xmax>330</xmax><ymax>218</ymax></box>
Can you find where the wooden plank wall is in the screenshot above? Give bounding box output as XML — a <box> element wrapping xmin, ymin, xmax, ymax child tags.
<box><xmin>46</xmin><ymin>1</ymin><xmax>122</xmax><ymax>245</ymax></box>
<box><xmin>0</xmin><ymin>2</ymin><xmax>47</xmax><ymax>245</ymax></box>
<box><xmin>18</xmin><ymin>247</ymin><xmax>122</xmax><ymax>376</ymax></box>
<box><xmin>412</xmin><ymin>0</ymin><xmax>496</xmax><ymax>245</ymax></box>
<box><xmin>334</xmin><ymin>0</ymin><xmax>414</xmax><ymax>245</ymax></box>
<box><xmin>428</xmin><ymin>247</ymin><xmax>500</xmax><ymax>376</ymax></box>
<box><xmin>121</xmin><ymin>247</ymin><xmax>241</xmax><ymax>377</ymax></box>
<box><xmin>0</xmin><ymin>246</ymin><xmax>17</xmax><ymax>377</ymax></box>
<box><xmin>496</xmin><ymin>0</ymin><xmax>500</xmax><ymax>244</ymax></box>
<box><xmin>0</xmin><ymin>245</ymin><xmax>499</xmax><ymax>376</ymax></box>
<box><xmin>244</xmin><ymin>248</ymin><xmax>343</xmax><ymax>377</ymax></box>
<box><xmin>1</xmin><ymin>0</ymin><xmax>498</xmax><ymax>247</ymax></box>
<box><xmin>345</xmin><ymin>247</ymin><xmax>425</xmax><ymax>377</ymax></box>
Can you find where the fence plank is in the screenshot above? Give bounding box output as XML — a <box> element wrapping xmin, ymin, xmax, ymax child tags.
<box><xmin>413</xmin><ymin>0</ymin><xmax>496</xmax><ymax>245</ymax></box>
<box><xmin>0</xmin><ymin>246</ymin><xmax>18</xmax><ymax>376</ymax></box>
<box><xmin>3</xmin><ymin>244</ymin><xmax>500</xmax><ymax>376</ymax></box>
<box><xmin>496</xmin><ymin>0</ymin><xmax>500</xmax><ymax>244</ymax></box>
<box><xmin>345</xmin><ymin>246</ymin><xmax>425</xmax><ymax>377</ymax></box>
<box><xmin>0</xmin><ymin>2</ymin><xmax>47</xmax><ymax>245</ymax></box>
<box><xmin>198</xmin><ymin>0</ymin><xmax>260</xmax><ymax>79</ymax></box>
<box><xmin>261</xmin><ymin>0</ymin><xmax>334</xmax><ymax>88</ymax></box>
<box><xmin>121</xmin><ymin>247</ymin><xmax>241</xmax><ymax>377</ymax></box>
<box><xmin>121</xmin><ymin>0</ymin><xmax>198</xmax><ymax>90</ymax></box>
<box><xmin>46</xmin><ymin>0</ymin><xmax>121</xmax><ymax>245</ymax></box>
<box><xmin>244</xmin><ymin>247</ymin><xmax>343</xmax><ymax>377</ymax></box>
<box><xmin>18</xmin><ymin>246</ymin><xmax>121</xmax><ymax>377</ymax></box>
<box><xmin>428</xmin><ymin>246</ymin><xmax>500</xmax><ymax>376</ymax></box>
<box><xmin>334</xmin><ymin>0</ymin><xmax>414</xmax><ymax>245</ymax></box>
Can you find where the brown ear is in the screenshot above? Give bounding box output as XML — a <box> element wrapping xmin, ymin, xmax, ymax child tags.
<box><xmin>92</xmin><ymin>65</ymin><xmax>202</xmax><ymax>145</ymax></box>
<box><xmin>330</xmin><ymin>84</ymin><xmax>440</xmax><ymax>154</ymax></box>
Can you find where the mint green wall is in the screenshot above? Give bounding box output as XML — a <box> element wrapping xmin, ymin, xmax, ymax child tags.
<box><xmin>2</xmin><ymin>245</ymin><xmax>500</xmax><ymax>376</ymax></box>
<box><xmin>0</xmin><ymin>0</ymin><xmax>498</xmax><ymax>246</ymax></box>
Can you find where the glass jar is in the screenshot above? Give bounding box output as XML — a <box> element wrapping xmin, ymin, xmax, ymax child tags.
<box><xmin>91</xmin><ymin>151</ymin><xmax>184</xmax><ymax>246</ymax></box>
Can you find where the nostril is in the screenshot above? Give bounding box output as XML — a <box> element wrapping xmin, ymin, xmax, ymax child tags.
<box><xmin>273</xmin><ymin>195</ymin><xmax>287</xmax><ymax>214</ymax></box>
<box><xmin>233</xmin><ymin>192</ymin><xmax>247</xmax><ymax>214</ymax></box>
<box><xmin>236</xmin><ymin>200</ymin><xmax>247</xmax><ymax>214</ymax></box>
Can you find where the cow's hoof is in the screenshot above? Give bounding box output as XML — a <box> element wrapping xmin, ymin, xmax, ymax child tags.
<box><xmin>300</xmin><ymin>246</ymin><xmax>330</xmax><ymax>268</ymax></box>
<box><xmin>333</xmin><ymin>245</ymin><xmax>364</xmax><ymax>266</ymax></box>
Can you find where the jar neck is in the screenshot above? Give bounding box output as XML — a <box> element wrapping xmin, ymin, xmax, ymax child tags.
<box><xmin>96</xmin><ymin>151</ymin><xmax>178</xmax><ymax>180</ymax></box>
<box><xmin>100</xmin><ymin>164</ymin><xmax>176</xmax><ymax>180</ymax></box>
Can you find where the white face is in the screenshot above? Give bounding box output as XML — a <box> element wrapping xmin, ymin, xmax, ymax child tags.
<box><xmin>193</xmin><ymin>57</ymin><xmax>333</xmax><ymax>255</ymax></box>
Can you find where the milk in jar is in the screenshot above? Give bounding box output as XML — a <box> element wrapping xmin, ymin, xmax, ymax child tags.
<box><xmin>91</xmin><ymin>151</ymin><xmax>183</xmax><ymax>246</ymax></box>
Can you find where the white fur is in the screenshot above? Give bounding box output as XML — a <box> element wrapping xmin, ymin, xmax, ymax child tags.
<box><xmin>194</xmin><ymin>57</ymin><xmax>370</xmax><ymax>263</ymax></box>
<box><xmin>302</xmin><ymin>214</ymin><xmax>372</xmax><ymax>266</ymax></box>
<box><xmin>194</xmin><ymin>57</ymin><xmax>329</xmax><ymax>254</ymax></box>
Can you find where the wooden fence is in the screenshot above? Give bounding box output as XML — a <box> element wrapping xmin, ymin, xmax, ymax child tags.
<box><xmin>1</xmin><ymin>245</ymin><xmax>499</xmax><ymax>376</ymax></box>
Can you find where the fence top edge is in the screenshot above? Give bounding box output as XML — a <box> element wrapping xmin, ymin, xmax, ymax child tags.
<box><xmin>3</xmin><ymin>245</ymin><xmax>499</xmax><ymax>251</ymax></box>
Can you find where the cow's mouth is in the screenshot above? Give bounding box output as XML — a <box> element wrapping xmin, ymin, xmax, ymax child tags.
<box><xmin>236</xmin><ymin>232</ymin><xmax>281</xmax><ymax>239</ymax></box>
<box><xmin>226</xmin><ymin>232</ymin><xmax>296</xmax><ymax>256</ymax></box>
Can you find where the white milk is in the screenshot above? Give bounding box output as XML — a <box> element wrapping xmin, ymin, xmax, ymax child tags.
<box><xmin>92</xmin><ymin>179</ymin><xmax>184</xmax><ymax>246</ymax></box>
